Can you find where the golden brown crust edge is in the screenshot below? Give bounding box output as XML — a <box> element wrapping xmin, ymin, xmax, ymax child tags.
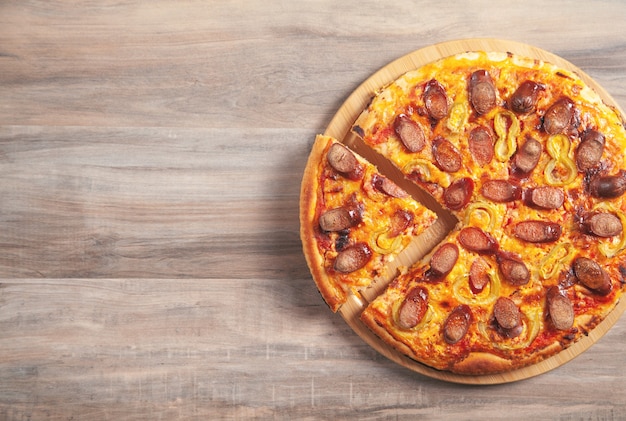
<box><xmin>299</xmin><ymin>135</ymin><xmax>346</xmax><ymax>312</ymax></box>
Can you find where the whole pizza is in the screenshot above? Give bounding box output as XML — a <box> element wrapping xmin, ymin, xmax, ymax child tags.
<box><xmin>300</xmin><ymin>49</ymin><xmax>626</xmax><ymax>377</ymax></box>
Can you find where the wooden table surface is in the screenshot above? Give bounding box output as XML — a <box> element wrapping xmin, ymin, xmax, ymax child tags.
<box><xmin>2</xmin><ymin>1</ymin><xmax>626</xmax><ymax>419</ymax></box>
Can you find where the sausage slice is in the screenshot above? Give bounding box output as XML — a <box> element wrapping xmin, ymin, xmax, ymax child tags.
<box><xmin>547</xmin><ymin>286</ymin><xmax>574</xmax><ymax>331</ymax></box>
<box><xmin>469</xmin><ymin>257</ymin><xmax>490</xmax><ymax>293</ymax></box>
<box><xmin>585</xmin><ymin>212</ymin><xmax>622</xmax><ymax>238</ymax></box>
<box><xmin>525</xmin><ymin>186</ymin><xmax>565</xmax><ymax>210</ymax></box>
<box><xmin>396</xmin><ymin>286</ymin><xmax>429</xmax><ymax>330</ymax></box>
<box><xmin>327</xmin><ymin>143</ymin><xmax>362</xmax><ymax>179</ymax></box>
<box><xmin>429</xmin><ymin>243</ymin><xmax>459</xmax><ymax>278</ymax></box>
<box><xmin>543</xmin><ymin>97</ymin><xmax>575</xmax><ymax>135</ymax></box>
<box><xmin>481</xmin><ymin>179</ymin><xmax>521</xmax><ymax>202</ymax></box>
<box><xmin>468</xmin><ymin>126</ymin><xmax>494</xmax><ymax>166</ymax></box>
<box><xmin>509</xmin><ymin>80</ymin><xmax>544</xmax><ymax>114</ymax></box>
<box><xmin>394</xmin><ymin>114</ymin><xmax>426</xmax><ymax>153</ymax></box>
<box><xmin>493</xmin><ymin>297</ymin><xmax>522</xmax><ymax>330</ymax></box>
<box><xmin>423</xmin><ymin>79</ymin><xmax>449</xmax><ymax>120</ymax></box>
<box><xmin>512</xmin><ymin>137</ymin><xmax>542</xmax><ymax>176</ymax></box>
<box><xmin>497</xmin><ymin>252</ymin><xmax>530</xmax><ymax>286</ymax></box>
<box><xmin>443</xmin><ymin>305</ymin><xmax>471</xmax><ymax>345</ymax></box>
<box><xmin>432</xmin><ymin>137</ymin><xmax>462</xmax><ymax>173</ymax></box>
<box><xmin>514</xmin><ymin>221</ymin><xmax>562</xmax><ymax>243</ymax></box>
<box><xmin>572</xmin><ymin>257</ymin><xmax>612</xmax><ymax>295</ymax></box>
<box><xmin>589</xmin><ymin>170</ymin><xmax>626</xmax><ymax>199</ymax></box>
<box><xmin>469</xmin><ymin>70</ymin><xmax>497</xmax><ymax>115</ymax></box>
<box><xmin>443</xmin><ymin>177</ymin><xmax>474</xmax><ymax>210</ymax></box>
<box><xmin>334</xmin><ymin>243</ymin><xmax>372</xmax><ymax>273</ymax></box>
<box><xmin>458</xmin><ymin>227</ymin><xmax>498</xmax><ymax>254</ymax></box>
<box><xmin>576</xmin><ymin>129</ymin><xmax>605</xmax><ymax>172</ymax></box>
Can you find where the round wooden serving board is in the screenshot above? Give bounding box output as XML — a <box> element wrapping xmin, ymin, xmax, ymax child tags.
<box><xmin>322</xmin><ymin>38</ymin><xmax>626</xmax><ymax>384</ymax></box>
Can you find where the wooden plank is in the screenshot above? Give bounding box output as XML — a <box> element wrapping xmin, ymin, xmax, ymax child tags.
<box><xmin>0</xmin><ymin>126</ymin><xmax>311</xmax><ymax>279</ymax></box>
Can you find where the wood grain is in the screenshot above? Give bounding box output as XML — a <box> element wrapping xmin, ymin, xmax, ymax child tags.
<box><xmin>2</xmin><ymin>0</ymin><xmax>626</xmax><ymax>419</ymax></box>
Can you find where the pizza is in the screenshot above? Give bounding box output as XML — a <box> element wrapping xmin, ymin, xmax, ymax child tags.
<box><xmin>300</xmin><ymin>50</ymin><xmax>626</xmax><ymax>376</ymax></box>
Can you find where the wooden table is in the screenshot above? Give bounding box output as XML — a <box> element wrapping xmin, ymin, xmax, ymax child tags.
<box><xmin>1</xmin><ymin>1</ymin><xmax>626</xmax><ymax>419</ymax></box>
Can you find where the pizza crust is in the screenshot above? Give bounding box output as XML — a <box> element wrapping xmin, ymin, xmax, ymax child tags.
<box><xmin>299</xmin><ymin>136</ymin><xmax>346</xmax><ymax>312</ymax></box>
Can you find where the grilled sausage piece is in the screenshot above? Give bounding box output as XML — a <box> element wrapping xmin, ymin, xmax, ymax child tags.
<box><xmin>547</xmin><ymin>286</ymin><xmax>574</xmax><ymax>331</ymax></box>
<box><xmin>469</xmin><ymin>257</ymin><xmax>490</xmax><ymax>293</ymax></box>
<box><xmin>543</xmin><ymin>97</ymin><xmax>575</xmax><ymax>135</ymax></box>
<box><xmin>334</xmin><ymin>243</ymin><xmax>372</xmax><ymax>273</ymax></box>
<box><xmin>526</xmin><ymin>186</ymin><xmax>564</xmax><ymax>210</ymax></box>
<box><xmin>572</xmin><ymin>257</ymin><xmax>612</xmax><ymax>295</ymax></box>
<box><xmin>514</xmin><ymin>221</ymin><xmax>562</xmax><ymax>243</ymax></box>
<box><xmin>469</xmin><ymin>70</ymin><xmax>497</xmax><ymax>115</ymax></box>
<box><xmin>423</xmin><ymin>79</ymin><xmax>449</xmax><ymax>120</ymax></box>
<box><xmin>432</xmin><ymin>137</ymin><xmax>462</xmax><ymax>173</ymax></box>
<box><xmin>394</xmin><ymin>114</ymin><xmax>426</xmax><ymax>153</ymax></box>
<box><xmin>589</xmin><ymin>170</ymin><xmax>626</xmax><ymax>198</ymax></box>
<box><xmin>493</xmin><ymin>297</ymin><xmax>522</xmax><ymax>331</ymax></box>
<box><xmin>497</xmin><ymin>252</ymin><xmax>530</xmax><ymax>286</ymax></box>
<box><xmin>509</xmin><ymin>80</ymin><xmax>544</xmax><ymax>114</ymax></box>
<box><xmin>576</xmin><ymin>129</ymin><xmax>605</xmax><ymax>172</ymax></box>
<box><xmin>443</xmin><ymin>305</ymin><xmax>471</xmax><ymax>345</ymax></box>
<box><xmin>585</xmin><ymin>212</ymin><xmax>622</xmax><ymax>238</ymax></box>
<box><xmin>443</xmin><ymin>177</ymin><xmax>474</xmax><ymax>211</ymax></box>
<box><xmin>327</xmin><ymin>143</ymin><xmax>361</xmax><ymax>179</ymax></box>
<box><xmin>397</xmin><ymin>286</ymin><xmax>429</xmax><ymax>330</ymax></box>
<box><xmin>319</xmin><ymin>208</ymin><xmax>354</xmax><ymax>232</ymax></box>
<box><xmin>429</xmin><ymin>243</ymin><xmax>459</xmax><ymax>278</ymax></box>
<box><xmin>468</xmin><ymin>126</ymin><xmax>494</xmax><ymax>166</ymax></box>
<box><xmin>512</xmin><ymin>137</ymin><xmax>542</xmax><ymax>175</ymax></box>
<box><xmin>458</xmin><ymin>227</ymin><xmax>498</xmax><ymax>254</ymax></box>
<box><xmin>481</xmin><ymin>179</ymin><xmax>521</xmax><ymax>203</ymax></box>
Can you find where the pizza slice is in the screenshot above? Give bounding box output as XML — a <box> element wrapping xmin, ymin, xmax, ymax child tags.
<box><xmin>300</xmin><ymin>134</ymin><xmax>437</xmax><ymax>312</ymax></box>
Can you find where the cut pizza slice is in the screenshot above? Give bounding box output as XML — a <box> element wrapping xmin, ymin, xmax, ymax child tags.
<box><xmin>300</xmin><ymin>134</ymin><xmax>437</xmax><ymax>312</ymax></box>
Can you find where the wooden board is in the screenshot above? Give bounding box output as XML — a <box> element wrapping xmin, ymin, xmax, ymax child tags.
<box><xmin>316</xmin><ymin>38</ymin><xmax>626</xmax><ymax>384</ymax></box>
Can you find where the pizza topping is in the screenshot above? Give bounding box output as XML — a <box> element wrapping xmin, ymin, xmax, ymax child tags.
<box><xmin>389</xmin><ymin>209</ymin><xmax>414</xmax><ymax>237</ymax></box>
<box><xmin>512</xmin><ymin>136</ymin><xmax>541</xmax><ymax>176</ymax></box>
<box><xmin>584</xmin><ymin>212</ymin><xmax>623</xmax><ymax>238</ymax></box>
<box><xmin>428</xmin><ymin>243</ymin><xmax>459</xmax><ymax>278</ymax></box>
<box><xmin>493</xmin><ymin>296</ymin><xmax>522</xmax><ymax>331</ymax></box>
<box><xmin>544</xmin><ymin>134</ymin><xmax>577</xmax><ymax>186</ymax></box>
<box><xmin>469</xmin><ymin>257</ymin><xmax>491</xmax><ymax>294</ymax></box>
<box><xmin>334</xmin><ymin>243</ymin><xmax>372</xmax><ymax>273</ymax></box>
<box><xmin>372</xmin><ymin>174</ymin><xmax>409</xmax><ymax>198</ymax></box>
<box><xmin>525</xmin><ymin>186</ymin><xmax>565</xmax><ymax>210</ymax></box>
<box><xmin>443</xmin><ymin>305</ymin><xmax>471</xmax><ymax>345</ymax></box>
<box><xmin>481</xmin><ymin>179</ymin><xmax>521</xmax><ymax>202</ymax></box>
<box><xmin>458</xmin><ymin>227</ymin><xmax>498</xmax><ymax>254</ymax></box>
<box><xmin>396</xmin><ymin>286</ymin><xmax>429</xmax><ymax>330</ymax></box>
<box><xmin>509</xmin><ymin>80</ymin><xmax>544</xmax><ymax>114</ymax></box>
<box><xmin>327</xmin><ymin>143</ymin><xmax>361</xmax><ymax>178</ymax></box>
<box><xmin>572</xmin><ymin>257</ymin><xmax>612</xmax><ymax>295</ymax></box>
<box><xmin>423</xmin><ymin>79</ymin><xmax>449</xmax><ymax>120</ymax></box>
<box><xmin>576</xmin><ymin>129</ymin><xmax>605</xmax><ymax>172</ymax></box>
<box><xmin>589</xmin><ymin>170</ymin><xmax>626</xmax><ymax>198</ymax></box>
<box><xmin>468</xmin><ymin>126</ymin><xmax>494</xmax><ymax>165</ymax></box>
<box><xmin>546</xmin><ymin>286</ymin><xmax>574</xmax><ymax>331</ymax></box>
<box><xmin>494</xmin><ymin>111</ymin><xmax>521</xmax><ymax>162</ymax></box>
<box><xmin>543</xmin><ymin>97</ymin><xmax>575</xmax><ymax>135</ymax></box>
<box><xmin>497</xmin><ymin>251</ymin><xmax>530</xmax><ymax>286</ymax></box>
<box><xmin>432</xmin><ymin>137</ymin><xmax>462</xmax><ymax>173</ymax></box>
<box><xmin>394</xmin><ymin>114</ymin><xmax>426</xmax><ymax>153</ymax></box>
<box><xmin>514</xmin><ymin>220</ymin><xmax>562</xmax><ymax>243</ymax></box>
<box><xmin>443</xmin><ymin>177</ymin><xmax>474</xmax><ymax>210</ymax></box>
<box><xmin>469</xmin><ymin>70</ymin><xmax>497</xmax><ymax>115</ymax></box>
<box><xmin>319</xmin><ymin>207</ymin><xmax>358</xmax><ymax>232</ymax></box>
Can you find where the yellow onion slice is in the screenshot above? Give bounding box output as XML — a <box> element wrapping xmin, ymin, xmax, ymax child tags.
<box><xmin>539</xmin><ymin>243</ymin><xmax>576</xmax><ymax>280</ymax></box>
<box><xmin>369</xmin><ymin>227</ymin><xmax>404</xmax><ymax>255</ymax></box>
<box><xmin>544</xmin><ymin>134</ymin><xmax>577</xmax><ymax>186</ymax></box>
<box><xmin>402</xmin><ymin>158</ymin><xmax>440</xmax><ymax>184</ymax></box>
<box><xmin>593</xmin><ymin>202</ymin><xmax>626</xmax><ymax>258</ymax></box>
<box><xmin>446</xmin><ymin>102</ymin><xmax>469</xmax><ymax>133</ymax></box>
<box><xmin>452</xmin><ymin>270</ymin><xmax>501</xmax><ymax>306</ymax></box>
<box><xmin>463</xmin><ymin>200</ymin><xmax>499</xmax><ymax>232</ymax></box>
<box><xmin>494</xmin><ymin>110</ymin><xmax>520</xmax><ymax>162</ymax></box>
